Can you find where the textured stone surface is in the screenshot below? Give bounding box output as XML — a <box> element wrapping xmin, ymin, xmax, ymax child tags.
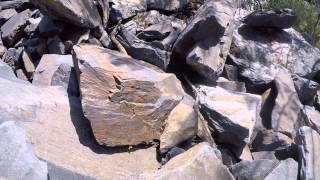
<box><xmin>109</xmin><ymin>0</ymin><xmax>146</xmax><ymax>22</ymax></box>
<box><xmin>146</xmin><ymin>0</ymin><xmax>188</xmax><ymax>11</ymax></box>
<box><xmin>271</xmin><ymin>71</ymin><xmax>303</xmax><ymax>137</ymax></box>
<box><xmin>0</xmin><ymin>121</ymin><xmax>47</xmax><ymax>180</ymax></box>
<box><xmin>198</xmin><ymin>85</ymin><xmax>261</xmax><ymax>146</ymax></box>
<box><xmin>0</xmin><ymin>8</ymin><xmax>17</xmax><ymax>25</ymax></box>
<box><xmin>2</xmin><ymin>47</ymin><xmax>22</xmax><ymax>70</ymax></box>
<box><xmin>295</xmin><ymin>126</ymin><xmax>320</xmax><ymax>180</ymax></box>
<box><xmin>73</xmin><ymin>44</ymin><xmax>184</xmax><ymax>146</ymax></box>
<box><xmin>251</xmin><ymin>129</ymin><xmax>293</xmax><ymax>151</ymax></box>
<box><xmin>301</xmin><ymin>106</ymin><xmax>320</xmax><ymax>134</ymax></box>
<box><xmin>31</xmin><ymin>0</ymin><xmax>108</xmax><ymax>28</ymax></box>
<box><xmin>1</xmin><ymin>9</ymin><xmax>31</xmax><ymax>47</ymax></box>
<box><xmin>172</xmin><ymin>0</ymin><xmax>236</xmax><ymax>81</ymax></box>
<box><xmin>292</xmin><ymin>74</ymin><xmax>319</xmax><ymax>105</ymax></box>
<box><xmin>243</xmin><ymin>8</ymin><xmax>296</xmax><ymax>29</ymax></box>
<box><xmin>130</xmin><ymin>142</ymin><xmax>235</xmax><ymax>180</ymax></box>
<box><xmin>51</xmin><ymin>63</ymin><xmax>79</xmax><ymax>96</ymax></box>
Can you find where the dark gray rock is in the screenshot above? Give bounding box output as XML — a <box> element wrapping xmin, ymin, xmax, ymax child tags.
<box><xmin>38</xmin><ymin>16</ymin><xmax>62</xmax><ymax>37</ymax></box>
<box><xmin>295</xmin><ymin>126</ymin><xmax>320</xmax><ymax>180</ymax></box>
<box><xmin>301</xmin><ymin>106</ymin><xmax>320</xmax><ymax>136</ymax></box>
<box><xmin>243</xmin><ymin>8</ymin><xmax>296</xmax><ymax>29</ymax></box>
<box><xmin>51</xmin><ymin>64</ymin><xmax>79</xmax><ymax>96</ymax></box>
<box><xmin>109</xmin><ymin>0</ymin><xmax>146</xmax><ymax>22</ymax></box>
<box><xmin>47</xmin><ymin>35</ymin><xmax>65</xmax><ymax>54</ymax></box>
<box><xmin>24</xmin><ymin>17</ymin><xmax>42</xmax><ymax>36</ymax></box>
<box><xmin>1</xmin><ymin>9</ymin><xmax>32</xmax><ymax>47</ymax></box>
<box><xmin>0</xmin><ymin>0</ymin><xmax>31</xmax><ymax>11</ymax></box>
<box><xmin>263</xmin><ymin>158</ymin><xmax>298</xmax><ymax>180</ymax></box>
<box><xmin>146</xmin><ymin>0</ymin><xmax>188</xmax><ymax>11</ymax></box>
<box><xmin>2</xmin><ymin>47</ymin><xmax>23</xmax><ymax>70</ymax></box>
<box><xmin>117</xmin><ymin>26</ymin><xmax>170</xmax><ymax>70</ymax></box>
<box><xmin>21</xmin><ymin>50</ymin><xmax>35</xmax><ymax>78</ymax></box>
<box><xmin>251</xmin><ymin>129</ymin><xmax>293</xmax><ymax>151</ymax></box>
<box><xmin>0</xmin><ymin>8</ymin><xmax>17</xmax><ymax>25</ymax></box>
<box><xmin>292</xmin><ymin>74</ymin><xmax>319</xmax><ymax>105</ymax></box>
<box><xmin>31</xmin><ymin>0</ymin><xmax>108</xmax><ymax>28</ymax></box>
<box><xmin>137</xmin><ymin>20</ymin><xmax>176</xmax><ymax>41</ymax></box>
<box><xmin>252</xmin><ymin>151</ymin><xmax>278</xmax><ymax>160</ymax></box>
<box><xmin>222</xmin><ymin>64</ymin><xmax>239</xmax><ymax>81</ymax></box>
<box><xmin>172</xmin><ymin>0</ymin><xmax>236</xmax><ymax>81</ymax></box>
<box><xmin>0</xmin><ymin>121</ymin><xmax>48</xmax><ymax>180</ymax></box>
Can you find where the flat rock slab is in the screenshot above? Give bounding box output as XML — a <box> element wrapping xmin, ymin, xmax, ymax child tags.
<box><xmin>1</xmin><ymin>9</ymin><xmax>31</xmax><ymax>47</ymax></box>
<box><xmin>295</xmin><ymin>126</ymin><xmax>320</xmax><ymax>180</ymax></box>
<box><xmin>243</xmin><ymin>8</ymin><xmax>296</xmax><ymax>29</ymax></box>
<box><xmin>73</xmin><ymin>44</ymin><xmax>185</xmax><ymax>146</ymax></box>
<box><xmin>130</xmin><ymin>142</ymin><xmax>235</xmax><ymax>180</ymax></box>
<box><xmin>198</xmin><ymin>85</ymin><xmax>261</xmax><ymax>147</ymax></box>
<box><xmin>31</xmin><ymin>0</ymin><xmax>108</xmax><ymax>28</ymax></box>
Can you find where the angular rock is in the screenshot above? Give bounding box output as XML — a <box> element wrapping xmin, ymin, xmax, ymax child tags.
<box><xmin>109</xmin><ymin>0</ymin><xmax>146</xmax><ymax>22</ymax></box>
<box><xmin>0</xmin><ymin>37</ymin><xmax>6</xmax><ymax>58</ymax></box>
<box><xmin>73</xmin><ymin>44</ymin><xmax>184</xmax><ymax>146</ymax></box>
<box><xmin>230</xmin><ymin>158</ymin><xmax>298</xmax><ymax>180</ymax></box>
<box><xmin>2</xmin><ymin>47</ymin><xmax>22</xmax><ymax>70</ymax></box>
<box><xmin>216</xmin><ymin>77</ymin><xmax>246</xmax><ymax>92</ymax></box>
<box><xmin>172</xmin><ymin>0</ymin><xmax>236</xmax><ymax>81</ymax></box>
<box><xmin>33</xmin><ymin>54</ymin><xmax>74</xmax><ymax>86</ymax></box>
<box><xmin>0</xmin><ymin>8</ymin><xmax>17</xmax><ymax>25</ymax></box>
<box><xmin>0</xmin><ymin>0</ymin><xmax>31</xmax><ymax>11</ymax></box>
<box><xmin>117</xmin><ymin>26</ymin><xmax>170</xmax><ymax>70</ymax></box>
<box><xmin>160</xmin><ymin>95</ymin><xmax>197</xmax><ymax>153</ymax></box>
<box><xmin>137</xmin><ymin>20</ymin><xmax>176</xmax><ymax>41</ymax></box>
<box><xmin>252</xmin><ymin>151</ymin><xmax>278</xmax><ymax>160</ymax></box>
<box><xmin>251</xmin><ymin>129</ymin><xmax>293</xmax><ymax>151</ymax></box>
<box><xmin>38</xmin><ymin>16</ymin><xmax>62</xmax><ymax>37</ymax></box>
<box><xmin>301</xmin><ymin>106</ymin><xmax>320</xmax><ymax>134</ymax></box>
<box><xmin>131</xmin><ymin>142</ymin><xmax>235</xmax><ymax>180</ymax></box>
<box><xmin>222</xmin><ymin>64</ymin><xmax>239</xmax><ymax>81</ymax></box>
<box><xmin>0</xmin><ymin>121</ymin><xmax>47</xmax><ymax>180</ymax></box>
<box><xmin>0</xmin><ymin>76</ymin><xmax>161</xmax><ymax>179</ymax></box>
<box><xmin>292</xmin><ymin>74</ymin><xmax>319</xmax><ymax>105</ymax></box>
<box><xmin>271</xmin><ymin>71</ymin><xmax>303</xmax><ymax>136</ymax></box>
<box><xmin>1</xmin><ymin>9</ymin><xmax>32</xmax><ymax>47</ymax></box>
<box><xmin>243</xmin><ymin>8</ymin><xmax>296</xmax><ymax>29</ymax></box>
<box><xmin>16</xmin><ymin>68</ymin><xmax>29</xmax><ymax>81</ymax></box>
<box><xmin>47</xmin><ymin>35</ymin><xmax>65</xmax><ymax>54</ymax></box>
<box><xmin>198</xmin><ymin>85</ymin><xmax>261</xmax><ymax>147</ymax></box>
<box><xmin>0</xmin><ymin>60</ymin><xmax>17</xmax><ymax>81</ymax></box>
<box><xmin>295</xmin><ymin>126</ymin><xmax>320</xmax><ymax>180</ymax></box>
<box><xmin>51</xmin><ymin>64</ymin><xmax>79</xmax><ymax>96</ymax></box>
<box><xmin>24</xmin><ymin>17</ymin><xmax>42</xmax><ymax>36</ymax></box>
<box><xmin>31</xmin><ymin>0</ymin><xmax>108</xmax><ymax>28</ymax></box>
<box><xmin>146</xmin><ymin>0</ymin><xmax>188</xmax><ymax>11</ymax></box>
<box><xmin>21</xmin><ymin>50</ymin><xmax>35</xmax><ymax>78</ymax></box>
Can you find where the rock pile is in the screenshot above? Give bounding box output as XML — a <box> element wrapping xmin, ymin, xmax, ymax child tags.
<box><xmin>0</xmin><ymin>0</ymin><xmax>320</xmax><ymax>179</ymax></box>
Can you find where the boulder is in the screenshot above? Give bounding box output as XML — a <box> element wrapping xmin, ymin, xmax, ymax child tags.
<box><xmin>251</xmin><ymin>129</ymin><xmax>293</xmax><ymax>151</ymax></box>
<box><xmin>243</xmin><ymin>8</ymin><xmax>296</xmax><ymax>29</ymax></box>
<box><xmin>33</xmin><ymin>54</ymin><xmax>74</xmax><ymax>86</ymax></box>
<box><xmin>0</xmin><ymin>76</ymin><xmax>161</xmax><ymax>179</ymax></box>
<box><xmin>271</xmin><ymin>71</ymin><xmax>303</xmax><ymax>137</ymax></box>
<box><xmin>146</xmin><ymin>0</ymin><xmax>188</xmax><ymax>11</ymax></box>
<box><xmin>295</xmin><ymin>126</ymin><xmax>320</xmax><ymax>180</ymax></box>
<box><xmin>38</xmin><ymin>16</ymin><xmax>62</xmax><ymax>37</ymax></box>
<box><xmin>73</xmin><ymin>44</ymin><xmax>185</xmax><ymax>146</ymax></box>
<box><xmin>0</xmin><ymin>60</ymin><xmax>17</xmax><ymax>81</ymax></box>
<box><xmin>16</xmin><ymin>68</ymin><xmax>29</xmax><ymax>81</ymax></box>
<box><xmin>231</xmin><ymin>23</ymin><xmax>320</xmax><ymax>80</ymax></box>
<box><xmin>117</xmin><ymin>25</ymin><xmax>170</xmax><ymax>70</ymax></box>
<box><xmin>2</xmin><ymin>47</ymin><xmax>23</xmax><ymax>70</ymax></box>
<box><xmin>47</xmin><ymin>35</ymin><xmax>65</xmax><ymax>54</ymax></box>
<box><xmin>160</xmin><ymin>95</ymin><xmax>197</xmax><ymax>153</ymax></box>
<box><xmin>301</xmin><ymin>106</ymin><xmax>320</xmax><ymax>134</ymax></box>
<box><xmin>51</xmin><ymin>64</ymin><xmax>79</xmax><ymax>96</ymax></box>
<box><xmin>292</xmin><ymin>74</ymin><xmax>319</xmax><ymax>105</ymax></box>
<box><xmin>172</xmin><ymin>0</ymin><xmax>236</xmax><ymax>81</ymax></box>
<box><xmin>109</xmin><ymin>0</ymin><xmax>146</xmax><ymax>22</ymax></box>
<box><xmin>137</xmin><ymin>20</ymin><xmax>176</xmax><ymax>41</ymax></box>
<box><xmin>0</xmin><ymin>37</ymin><xmax>6</xmax><ymax>58</ymax></box>
<box><xmin>230</xmin><ymin>158</ymin><xmax>298</xmax><ymax>180</ymax></box>
<box><xmin>198</xmin><ymin>85</ymin><xmax>261</xmax><ymax>147</ymax></box>
<box><xmin>0</xmin><ymin>8</ymin><xmax>17</xmax><ymax>25</ymax></box>
<box><xmin>216</xmin><ymin>77</ymin><xmax>246</xmax><ymax>92</ymax></box>
<box><xmin>131</xmin><ymin>142</ymin><xmax>235</xmax><ymax>180</ymax></box>
<box><xmin>31</xmin><ymin>0</ymin><xmax>109</xmax><ymax>28</ymax></box>
<box><xmin>0</xmin><ymin>121</ymin><xmax>47</xmax><ymax>180</ymax></box>
<box><xmin>0</xmin><ymin>0</ymin><xmax>31</xmax><ymax>11</ymax></box>
<box><xmin>21</xmin><ymin>50</ymin><xmax>35</xmax><ymax>78</ymax></box>
<box><xmin>1</xmin><ymin>9</ymin><xmax>32</xmax><ymax>47</ymax></box>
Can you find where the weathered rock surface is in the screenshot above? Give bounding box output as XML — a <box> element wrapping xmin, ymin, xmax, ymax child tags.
<box><xmin>0</xmin><ymin>38</ymin><xmax>7</xmax><ymax>58</ymax></box>
<box><xmin>1</xmin><ymin>9</ymin><xmax>31</xmax><ymax>47</ymax></box>
<box><xmin>198</xmin><ymin>85</ymin><xmax>261</xmax><ymax>147</ymax></box>
<box><xmin>216</xmin><ymin>77</ymin><xmax>246</xmax><ymax>92</ymax></box>
<box><xmin>0</xmin><ymin>8</ymin><xmax>17</xmax><ymax>25</ymax></box>
<box><xmin>172</xmin><ymin>0</ymin><xmax>236</xmax><ymax>81</ymax></box>
<box><xmin>0</xmin><ymin>121</ymin><xmax>48</xmax><ymax>180</ymax></box>
<box><xmin>146</xmin><ymin>0</ymin><xmax>188</xmax><ymax>11</ymax></box>
<box><xmin>295</xmin><ymin>126</ymin><xmax>320</xmax><ymax>180</ymax></box>
<box><xmin>73</xmin><ymin>44</ymin><xmax>184</xmax><ymax>146</ymax></box>
<box><xmin>21</xmin><ymin>50</ymin><xmax>35</xmax><ymax>78</ymax></box>
<box><xmin>292</xmin><ymin>74</ymin><xmax>319</xmax><ymax>105</ymax></box>
<box><xmin>47</xmin><ymin>35</ymin><xmax>65</xmax><ymax>54</ymax></box>
<box><xmin>243</xmin><ymin>8</ymin><xmax>296</xmax><ymax>29</ymax></box>
<box><xmin>271</xmin><ymin>71</ymin><xmax>303</xmax><ymax>136</ymax></box>
<box><xmin>0</xmin><ymin>60</ymin><xmax>17</xmax><ymax>81</ymax></box>
<box><xmin>160</xmin><ymin>95</ymin><xmax>197</xmax><ymax>153</ymax></box>
<box><xmin>251</xmin><ymin>129</ymin><xmax>293</xmax><ymax>151</ymax></box>
<box><xmin>109</xmin><ymin>0</ymin><xmax>146</xmax><ymax>22</ymax></box>
<box><xmin>2</xmin><ymin>47</ymin><xmax>22</xmax><ymax>70</ymax></box>
<box><xmin>230</xmin><ymin>158</ymin><xmax>298</xmax><ymax>180</ymax></box>
<box><xmin>131</xmin><ymin>142</ymin><xmax>235</xmax><ymax>180</ymax></box>
<box><xmin>51</xmin><ymin>63</ymin><xmax>79</xmax><ymax>96</ymax></box>
<box><xmin>31</xmin><ymin>0</ymin><xmax>108</xmax><ymax>28</ymax></box>
<box><xmin>301</xmin><ymin>106</ymin><xmax>320</xmax><ymax>134</ymax></box>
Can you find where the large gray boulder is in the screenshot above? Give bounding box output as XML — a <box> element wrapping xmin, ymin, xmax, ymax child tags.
<box><xmin>146</xmin><ymin>0</ymin><xmax>189</xmax><ymax>11</ymax></box>
<box><xmin>130</xmin><ymin>142</ymin><xmax>235</xmax><ymax>180</ymax></box>
<box><xmin>1</xmin><ymin>9</ymin><xmax>32</xmax><ymax>47</ymax></box>
<box><xmin>0</xmin><ymin>121</ymin><xmax>47</xmax><ymax>180</ymax></box>
<box><xmin>243</xmin><ymin>8</ymin><xmax>296</xmax><ymax>29</ymax></box>
<box><xmin>109</xmin><ymin>0</ymin><xmax>146</xmax><ymax>22</ymax></box>
<box><xmin>73</xmin><ymin>44</ymin><xmax>185</xmax><ymax>146</ymax></box>
<box><xmin>172</xmin><ymin>0</ymin><xmax>236</xmax><ymax>81</ymax></box>
<box><xmin>31</xmin><ymin>0</ymin><xmax>109</xmax><ymax>28</ymax></box>
<box><xmin>0</xmin><ymin>8</ymin><xmax>17</xmax><ymax>25</ymax></box>
<box><xmin>295</xmin><ymin>126</ymin><xmax>320</xmax><ymax>180</ymax></box>
<box><xmin>198</xmin><ymin>85</ymin><xmax>261</xmax><ymax>147</ymax></box>
<box><xmin>292</xmin><ymin>74</ymin><xmax>319</xmax><ymax>106</ymax></box>
<box><xmin>301</xmin><ymin>106</ymin><xmax>320</xmax><ymax>134</ymax></box>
